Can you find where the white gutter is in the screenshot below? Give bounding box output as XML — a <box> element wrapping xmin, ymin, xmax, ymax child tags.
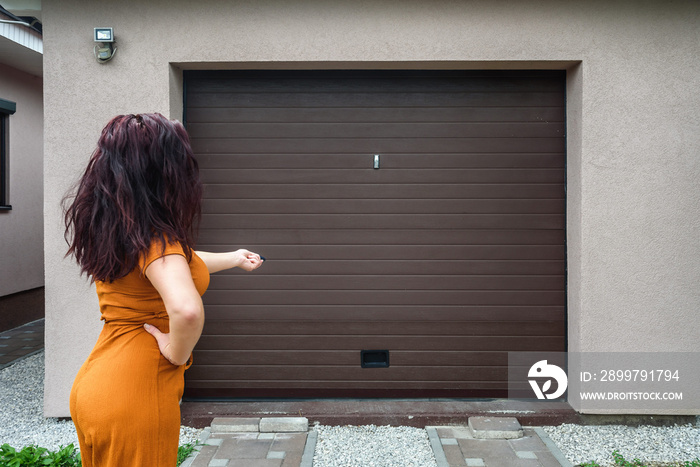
<box><xmin>0</xmin><ymin>16</ymin><xmax>42</xmax><ymax>53</ymax></box>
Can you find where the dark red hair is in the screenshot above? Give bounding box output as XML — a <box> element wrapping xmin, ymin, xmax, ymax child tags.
<box><xmin>63</xmin><ymin>113</ymin><xmax>202</xmax><ymax>282</ymax></box>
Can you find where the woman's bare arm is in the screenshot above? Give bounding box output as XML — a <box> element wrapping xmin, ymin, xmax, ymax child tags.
<box><xmin>195</xmin><ymin>249</ymin><xmax>264</xmax><ymax>274</ymax></box>
<box><xmin>143</xmin><ymin>254</ymin><xmax>204</xmax><ymax>366</ymax></box>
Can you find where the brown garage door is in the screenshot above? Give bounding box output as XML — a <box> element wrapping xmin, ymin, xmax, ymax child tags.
<box><xmin>183</xmin><ymin>70</ymin><xmax>566</xmax><ymax>399</ymax></box>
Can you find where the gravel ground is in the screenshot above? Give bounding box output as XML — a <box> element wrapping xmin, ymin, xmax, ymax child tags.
<box><xmin>2</xmin><ymin>351</ymin><xmax>699</xmax><ymax>467</ymax></box>
<box><xmin>313</xmin><ymin>424</ymin><xmax>438</xmax><ymax>467</ymax></box>
<box><xmin>0</xmin><ymin>351</ymin><xmax>202</xmax><ymax>451</ymax></box>
<box><xmin>542</xmin><ymin>423</ymin><xmax>700</xmax><ymax>467</ymax></box>
<box><xmin>312</xmin><ymin>423</ymin><xmax>700</xmax><ymax>467</ymax></box>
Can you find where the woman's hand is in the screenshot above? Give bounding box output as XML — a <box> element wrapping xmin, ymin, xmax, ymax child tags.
<box><xmin>143</xmin><ymin>323</ymin><xmax>179</xmax><ymax>365</ymax></box>
<box><xmin>232</xmin><ymin>249</ymin><xmax>264</xmax><ymax>272</ymax></box>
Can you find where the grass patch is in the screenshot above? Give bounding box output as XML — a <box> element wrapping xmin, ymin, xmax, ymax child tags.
<box><xmin>0</xmin><ymin>443</ymin><xmax>81</xmax><ymax>466</ymax></box>
<box><xmin>177</xmin><ymin>442</ymin><xmax>198</xmax><ymax>465</ymax></box>
<box><xmin>0</xmin><ymin>443</ymin><xmax>199</xmax><ymax>466</ymax></box>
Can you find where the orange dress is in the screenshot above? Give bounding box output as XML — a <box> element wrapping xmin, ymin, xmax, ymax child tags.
<box><xmin>69</xmin><ymin>240</ymin><xmax>210</xmax><ymax>467</ymax></box>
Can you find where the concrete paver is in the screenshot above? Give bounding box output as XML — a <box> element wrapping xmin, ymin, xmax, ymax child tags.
<box><xmin>469</xmin><ymin>416</ymin><xmax>524</xmax><ymax>439</ymax></box>
<box><xmin>427</xmin><ymin>425</ymin><xmax>571</xmax><ymax>467</ymax></box>
<box><xmin>181</xmin><ymin>420</ymin><xmax>312</xmax><ymax>467</ymax></box>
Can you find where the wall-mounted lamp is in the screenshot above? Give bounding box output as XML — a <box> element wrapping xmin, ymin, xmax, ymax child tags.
<box><xmin>94</xmin><ymin>27</ymin><xmax>116</xmax><ymax>63</ymax></box>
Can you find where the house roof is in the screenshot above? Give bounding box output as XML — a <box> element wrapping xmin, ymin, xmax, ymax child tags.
<box><xmin>0</xmin><ymin>4</ymin><xmax>42</xmax><ymax>77</ymax></box>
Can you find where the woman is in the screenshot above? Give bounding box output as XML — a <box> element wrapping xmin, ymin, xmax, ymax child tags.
<box><xmin>63</xmin><ymin>113</ymin><xmax>264</xmax><ymax>466</ymax></box>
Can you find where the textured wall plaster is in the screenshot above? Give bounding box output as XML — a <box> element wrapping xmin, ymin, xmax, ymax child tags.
<box><xmin>43</xmin><ymin>0</ymin><xmax>700</xmax><ymax>416</ymax></box>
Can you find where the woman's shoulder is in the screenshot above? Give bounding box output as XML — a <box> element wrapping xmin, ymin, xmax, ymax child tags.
<box><xmin>138</xmin><ymin>236</ymin><xmax>188</xmax><ymax>272</ymax></box>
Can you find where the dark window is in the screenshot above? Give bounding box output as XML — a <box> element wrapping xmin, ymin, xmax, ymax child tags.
<box><xmin>0</xmin><ymin>98</ymin><xmax>16</xmax><ymax>210</ymax></box>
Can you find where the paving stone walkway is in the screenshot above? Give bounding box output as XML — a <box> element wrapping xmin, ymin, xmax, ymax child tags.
<box><xmin>430</xmin><ymin>424</ymin><xmax>570</xmax><ymax>467</ymax></box>
<box><xmin>181</xmin><ymin>417</ymin><xmax>313</xmax><ymax>467</ymax></box>
<box><xmin>181</xmin><ymin>417</ymin><xmax>573</xmax><ymax>467</ymax></box>
<box><xmin>186</xmin><ymin>431</ymin><xmax>311</xmax><ymax>467</ymax></box>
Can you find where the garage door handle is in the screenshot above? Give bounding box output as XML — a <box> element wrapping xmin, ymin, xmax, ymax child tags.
<box><xmin>374</xmin><ymin>154</ymin><xmax>380</xmax><ymax>169</ymax></box>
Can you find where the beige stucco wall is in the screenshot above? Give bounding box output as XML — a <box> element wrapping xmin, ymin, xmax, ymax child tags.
<box><xmin>0</xmin><ymin>63</ymin><xmax>43</xmax><ymax>297</ymax></box>
<box><xmin>43</xmin><ymin>0</ymin><xmax>700</xmax><ymax>416</ymax></box>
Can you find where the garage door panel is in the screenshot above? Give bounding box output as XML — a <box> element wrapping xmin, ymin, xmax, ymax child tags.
<box><xmin>193</xmin><ymin>350</ymin><xmax>359</xmax><ymax>366</ymax></box>
<box><xmin>187</xmin><ymin>106</ymin><xmax>566</xmax><ymax>124</ymax></box>
<box><xmin>208</xmin><ymin>274</ymin><xmax>565</xmax><ymax>291</ymax></box>
<box><xmin>187</xmin><ymin>90</ymin><xmax>565</xmax><ymax>109</ymax></box>
<box><xmin>203</xmin><ymin>290</ymin><xmax>565</xmax><ymax>306</ymax></box>
<box><xmin>204</xmin><ymin>305</ymin><xmax>566</xmax><ymax>322</ymax></box>
<box><xmin>195</xmin><ymin>335</ymin><xmax>565</xmax><ymax>352</ymax></box>
<box><xmin>198</xmin><ymin>229</ymin><xmax>565</xmax><ymax>246</ymax></box>
<box><xmin>201</xmin><ymin>245</ymin><xmax>564</xmax><ymax>261</ymax></box>
<box><xmin>197</xmin><ymin>153</ymin><xmax>566</xmax><ymax>169</ymax></box>
<box><xmin>199</xmin><ymin>213</ymin><xmax>565</xmax><ymax>230</ymax></box>
<box><xmin>186</xmin><ymin>365</ymin><xmax>512</xmax><ymax>382</ymax></box>
<box><xmin>202</xmin><ymin>198</ymin><xmax>566</xmax><ymax>215</ymax></box>
<box><xmin>187</xmin><ymin>74</ymin><xmax>564</xmax><ymax>94</ymax></box>
<box><xmin>188</xmin><ymin>122</ymin><xmax>565</xmax><ymax>139</ymax></box>
<box><xmin>185</xmin><ymin>70</ymin><xmax>566</xmax><ymax>398</ymax></box>
<box><xmin>193</xmin><ymin>137</ymin><xmax>566</xmax><ymax>155</ymax></box>
<box><xmin>208</xmin><ymin>260</ymin><xmax>564</xmax><ymax>276</ymax></box>
<box><xmin>201</xmin><ymin>320</ymin><xmax>565</xmax><ymax>337</ymax></box>
<box><xmin>191</xmin><ymin>350</ymin><xmax>508</xmax><ymax>366</ymax></box>
<box><xmin>185</xmin><ymin>387</ymin><xmax>511</xmax><ymax>402</ymax></box>
<box><xmin>185</xmin><ymin>382</ymin><xmax>510</xmax><ymax>393</ymax></box>
<box><xmin>199</xmin><ymin>168</ymin><xmax>565</xmax><ymax>185</ymax></box>
<box><xmin>186</xmin><ymin>71</ymin><xmax>563</xmax><ymax>93</ymax></box>
<box><xmin>203</xmin><ymin>183</ymin><xmax>565</xmax><ymax>199</ymax></box>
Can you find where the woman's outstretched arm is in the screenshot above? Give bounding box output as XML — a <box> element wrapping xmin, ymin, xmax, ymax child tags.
<box><xmin>195</xmin><ymin>249</ymin><xmax>264</xmax><ymax>274</ymax></box>
<box><xmin>143</xmin><ymin>254</ymin><xmax>205</xmax><ymax>366</ymax></box>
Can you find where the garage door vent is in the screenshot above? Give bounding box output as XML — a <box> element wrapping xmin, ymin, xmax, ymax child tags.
<box><xmin>361</xmin><ymin>350</ymin><xmax>390</xmax><ymax>368</ymax></box>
